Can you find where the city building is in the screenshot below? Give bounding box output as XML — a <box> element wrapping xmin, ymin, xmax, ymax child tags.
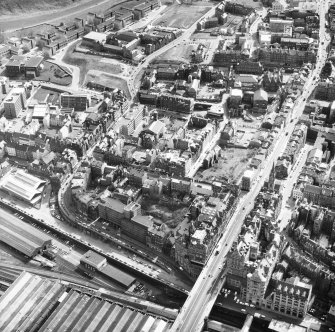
<box><xmin>0</xmin><ymin>272</ymin><xmax>172</xmax><ymax>331</ymax></box>
<box><xmin>0</xmin><ymin>170</ymin><xmax>46</xmax><ymax>205</ymax></box>
<box><xmin>3</xmin><ymin>87</ymin><xmax>27</xmax><ymax>118</ymax></box>
<box><xmin>241</xmin><ymin>170</ymin><xmax>254</xmax><ymax>191</ymax></box>
<box><xmin>159</xmin><ymin>93</ymin><xmax>194</xmax><ymax>113</ymax></box>
<box><xmin>0</xmin><ymin>210</ymin><xmax>51</xmax><ymax>258</ymax></box>
<box><xmin>272</xmin><ymin>1</ymin><xmax>285</xmax><ymax>13</ymax></box>
<box><xmin>229</xmin><ymin>89</ymin><xmax>243</xmax><ymax>108</ymax></box>
<box><xmin>253</xmin><ymin>89</ymin><xmax>269</xmax><ymax>112</ymax></box>
<box><xmin>60</xmin><ymin>93</ymin><xmax>91</xmax><ymax>112</ymax></box>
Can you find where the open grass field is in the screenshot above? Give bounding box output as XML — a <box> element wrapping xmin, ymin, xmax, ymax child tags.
<box><xmin>153</xmin><ymin>2</ymin><xmax>212</xmax><ymax>29</ymax></box>
<box><xmin>196</xmin><ymin>148</ymin><xmax>256</xmax><ymax>184</ymax></box>
<box><xmin>35</xmin><ymin>61</ymin><xmax>72</xmax><ymax>86</ymax></box>
<box><xmin>31</xmin><ymin>87</ymin><xmax>60</xmax><ymax>104</ymax></box>
<box><xmin>85</xmin><ymin>70</ymin><xmax>130</xmax><ymax>98</ymax></box>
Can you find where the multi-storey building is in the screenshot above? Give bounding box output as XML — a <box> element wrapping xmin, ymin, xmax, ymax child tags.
<box><xmin>253</xmin><ymin>88</ymin><xmax>268</xmax><ymax>111</ymax></box>
<box><xmin>224</xmin><ymin>2</ymin><xmax>253</xmax><ymax>15</ymax></box>
<box><xmin>114</xmin><ymin>10</ymin><xmax>134</xmax><ymax>30</ymax></box>
<box><xmin>235</xmin><ymin>61</ymin><xmax>264</xmax><ymax>75</ymax></box>
<box><xmin>60</xmin><ymin>93</ymin><xmax>90</xmax><ymax>112</ymax></box>
<box><xmin>214</xmin><ymin>50</ymin><xmax>244</xmax><ymax>65</ymax></box>
<box><xmin>262</xmin><ymin>70</ymin><xmax>283</xmax><ymax>92</ymax></box>
<box><xmin>315</xmin><ymin>81</ymin><xmax>335</xmax><ymax>101</ymax></box>
<box><xmin>241</xmin><ymin>170</ymin><xmax>254</xmax><ymax>191</ymax></box>
<box><xmin>225</xmin><ymin>202</ymin><xmax>312</xmax><ymax>319</ymax></box>
<box><xmin>280</xmin><ymin>37</ymin><xmax>309</xmax><ymax>50</ymax></box>
<box><xmin>258</xmin><ymin>47</ymin><xmax>316</xmax><ymax>68</ymax></box>
<box><xmin>133</xmin><ymin>0</ymin><xmax>160</xmax><ymax>20</ymax></box>
<box><xmin>159</xmin><ymin>93</ymin><xmax>194</xmax><ymax>113</ymax></box>
<box><xmin>272</xmin><ymin>1</ymin><xmax>284</xmax><ymax>14</ymax></box>
<box><xmin>0</xmin><ymin>44</ymin><xmax>10</xmax><ymax>58</ymax></box>
<box><xmin>3</xmin><ymin>87</ymin><xmax>27</xmax><ymax>118</ymax></box>
<box><xmin>265</xmin><ymin>277</ymin><xmax>312</xmax><ymax>318</ymax></box>
<box><xmin>5</xmin><ymin>55</ymin><xmax>25</xmax><ymax>77</ymax></box>
<box><xmin>269</xmin><ymin>18</ymin><xmax>294</xmax><ymax>34</ymax></box>
<box><xmin>175</xmin><ymin>197</ymin><xmax>227</xmax><ymax>278</ymax></box>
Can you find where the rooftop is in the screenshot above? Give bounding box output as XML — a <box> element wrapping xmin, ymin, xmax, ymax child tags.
<box><xmin>25</xmin><ymin>56</ymin><xmax>44</xmax><ymax>68</ymax></box>
<box><xmin>100</xmin><ymin>264</ymin><xmax>136</xmax><ymax>288</ymax></box>
<box><xmin>0</xmin><ymin>170</ymin><xmax>46</xmax><ymax>204</ymax></box>
<box><xmin>80</xmin><ymin>250</ymin><xmax>107</xmax><ymax>270</ymax></box>
<box><xmin>131</xmin><ymin>215</ymin><xmax>154</xmax><ymax>228</ymax></box>
<box><xmin>0</xmin><ymin>272</ymin><xmax>173</xmax><ymax>332</ymax></box>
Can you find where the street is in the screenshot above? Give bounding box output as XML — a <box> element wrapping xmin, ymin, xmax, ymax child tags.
<box><xmin>171</xmin><ymin>1</ymin><xmax>330</xmax><ymax>330</ymax></box>
<box><xmin>127</xmin><ymin>5</ymin><xmax>218</xmax><ymax>98</ymax></box>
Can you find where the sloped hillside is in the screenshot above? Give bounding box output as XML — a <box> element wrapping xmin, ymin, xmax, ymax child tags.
<box><xmin>0</xmin><ymin>0</ymin><xmax>83</xmax><ymax>15</ymax></box>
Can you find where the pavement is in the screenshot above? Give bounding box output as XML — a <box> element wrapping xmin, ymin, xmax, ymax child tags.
<box><xmin>127</xmin><ymin>5</ymin><xmax>218</xmax><ymax>98</ymax></box>
<box><xmin>217</xmin><ymin>291</ymin><xmax>323</xmax><ymax>331</ymax></box>
<box><xmin>277</xmin><ymin>144</ymin><xmax>313</xmax><ymax>231</ymax></box>
<box><xmin>48</xmin><ymin>39</ymin><xmax>81</xmax><ymax>90</ymax></box>
<box><xmin>170</xmin><ymin>0</ymin><xmax>330</xmax><ymax>330</ymax></box>
<box><xmin>45</xmin><ymin>5</ymin><xmax>167</xmax><ymax>93</ymax></box>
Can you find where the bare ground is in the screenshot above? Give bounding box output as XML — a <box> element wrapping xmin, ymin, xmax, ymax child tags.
<box><xmin>153</xmin><ymin>3</ymin><xmax>211</xmax><ymax>29</ymax></box>
<box><xmin>196</xmin><ymin>148</ymin><xmax>257</xmax><ymax>184</ymax></box>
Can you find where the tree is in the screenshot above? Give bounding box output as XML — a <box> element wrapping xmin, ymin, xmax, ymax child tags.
<box><xmin>321</xmin><ymin>62</ymin><xmax>332</xmax><ymax>78</ymax></box>
<box><xmin>42</xmin><ymin>51</ymin><xmax>51</xmax><ymax>60</ymax></box>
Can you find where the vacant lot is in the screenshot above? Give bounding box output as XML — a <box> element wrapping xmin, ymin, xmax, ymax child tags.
<box><xmin>32</xmin><ymin>87</ymin><xmax>60</xmax><ymax>104</ymax></box>
<box><xmin>156</xmin><ymin>43</ymin><xmax>196</xmax><ymax>63</ymax></box>
<box><xmin>63</xmin><ymin>44</ymin><xmax>124</xmax><ymax>84</ymax></box>
<box><xmin>154</xmin><ymin>3</ymin><xmax>211</xmax><ymax>29</ymax></box>
<box><xmin>85</xmin><ymin>70</ymin><xmax>130</xmax><ymax>98</ymax></box>
<box><xmin>141</xmin><ymin>198</ymin><xmax>189</xmax><ymax>229</ymax></box>
<box><xmin>229</xmin><ymin>0</ymin><xmax>262</xmax><ymax>9</ymax></box>
<box><xmin>196</xmin><ymin>148</ymin><xmax>256</xmax><ymax>184</ymax></box>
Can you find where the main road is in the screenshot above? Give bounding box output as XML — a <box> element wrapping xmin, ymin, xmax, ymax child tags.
<box><xmin>171</xmin><ymin>1</ymin><xmax>330</xmax><ymax>330</ymax></box>
<box><xmin>127</xmin><ymin>5</ymin><xmax>218</xmax><ymax>98</ymax></box>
